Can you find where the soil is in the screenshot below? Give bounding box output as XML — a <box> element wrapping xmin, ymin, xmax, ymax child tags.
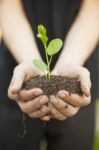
<box><xmin>21</xmin><ymin>75</ymin><xmax>83</xmax><ymax>135</ymax></box>
<box><xmin>23</xmin><ymin>75</ymin><xmax>82</xmax><ymax>96</ymax></box>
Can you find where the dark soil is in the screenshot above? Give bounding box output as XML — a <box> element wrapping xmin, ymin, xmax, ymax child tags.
<box><xmin>23</xmin><ymin>75</ymin><xmax>82</xmax><ymax>96</ymax></box>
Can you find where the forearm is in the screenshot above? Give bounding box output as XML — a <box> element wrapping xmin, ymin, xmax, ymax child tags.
<box><xmin>1</xmin><ymin>0</ymin><xmax>41</xmax><ymax>63</ymax></box>
<box><xmin>55</xmin><ymin>0</ymin><xmax>99</xmax><ymax>68</ymax></box>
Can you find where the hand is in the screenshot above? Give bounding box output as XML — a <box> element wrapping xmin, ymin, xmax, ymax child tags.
<box><xmin>49</xmin><ymin>64</ymin><xmax>91</xmax><ymax>121</ymax></box>
<box><xmin>8</xmin><ymin>62</ymin><xmax>50</xmax><ymax>119</ymax></box>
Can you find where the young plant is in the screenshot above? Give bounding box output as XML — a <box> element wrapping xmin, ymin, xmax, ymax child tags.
<box><xmin>33</xmin><ymin>25</ymin><xmax>63</xmax><ymax>80</ymax></box>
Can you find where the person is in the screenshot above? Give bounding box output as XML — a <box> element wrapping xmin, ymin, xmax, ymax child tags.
<box><xmin>0</xmin><ymin>0</ymin><xmax>99</xmax><ymax>150</ymax></box>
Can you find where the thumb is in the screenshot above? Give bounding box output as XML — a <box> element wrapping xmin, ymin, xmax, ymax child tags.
<box><xmin>51</xmin><ymin>69</ymin><xmax>58</xmax><ymax>76</ymax></box>
<box><xmin>9</xmin><ymin>67</ymin><xmax>25</xmax><ymax>94</ymax></box>
<box><xmin>79</xmin><ymin>69</ymin><xmax>91</xmax><ymax>97</ymax></box>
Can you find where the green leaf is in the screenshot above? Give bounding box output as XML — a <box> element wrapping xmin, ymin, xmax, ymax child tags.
<box><xmin>37</xmin><ymin>33</ymin><xmax>48</xmax><ymax>46</ymax></box>
<box><xmin>47</xmin><ymin>39</ymin><xmax>63</xmax><ymax>56</ymax></box>
<box><xmin>38</xmin><ymin>25</ymin><xmax>47</xmax><ymax>36</ymax></box>
<box><xmin>33</xmin><ymin>59</ymin><xmax>48</xmax><ymax>72</ymax></box>
<box><xmin>37</xmin><ymin>25</ymin><xmax>48</xmax><ymax>47</ymax></box>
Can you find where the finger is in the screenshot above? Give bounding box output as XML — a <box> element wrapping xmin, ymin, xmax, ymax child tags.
<box><xmin>8</xmin><ymin>91</ymin><xmax>19</xmax><ymax>101</ymax></box>
<box><xmin>49</xmin><ymin>103</ymin><xmax>67</xmax><ymax>120</ymax></box>
<box><xmin>58</xmin><ymin>90</ymin><xmax>82</xmax><ymax>107</ymax></box>
<box><xmin>79</xmin><ymin>68</ymin><xmax>91</xmax><ymax>97</ymax></box>
<box><xmin>18</xmin><ymin>88</ymin><xmax>43</xmax><ymax>101</ymax></box>
<box><xmin>28</xmin><ymin>111</ymin><xmax>43</xmax><ymax>118</ymax></box>
<box><xmin>50</xmin><ymin>95</ymin><xmax>79</xmax><ymax>117</ymax></box>
<box><xmin>29</xmin><ymin>105</ymin><xmax>50</xmax><ymax>118</ymax></box>
<box><xmin>40</xmin><ymin>115</ymin><xmax>51</xmax><ymax>121</ymax></box>
<box><xmin>17</xmin><ymin>95</ymin><xmax>49</xmax><ymax>113</ymax></box>
<box><xmin>40</xmin><ymin>105</ymin><xmax>51</xmax><ymax>115</ymax></box>
<box><xmin>58</xmin><ymin>90</ymin><xmax>91</xmax><ymax>107</ymax></box>
<box><xmin>8</xmin><ymin>66</ymin><xmax>25</xmax><ymax>95</ymax></box>
<box><xmin>28</xmin><ymin>105</ymin><xmax>50</xmax><ymax>118</ymax></box>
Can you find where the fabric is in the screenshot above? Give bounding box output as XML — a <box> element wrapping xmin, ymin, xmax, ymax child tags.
<box><xmin>0</xmin><ymin>43</ymin><xmax>17</xmax><ymax>106</ymax></box>
<box><xmin>0</xmin><ymin>101</ymin><xmax>95</xmax><ymax>150</ymax></box>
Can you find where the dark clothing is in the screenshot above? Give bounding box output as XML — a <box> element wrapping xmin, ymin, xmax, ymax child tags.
<box><xmin>0</xmin><ymin>102</ymin><xmax>95</xmax><ymax>150</ymax></box>
<box><xmin>0</xmin><ymin>44</ymin><xmax>17</xmax><ymax>106</ymax></box>
<box><xmin>0</xmin><ymin>0</ymin><xmax>98</xmax><ymax>149</ymax></box>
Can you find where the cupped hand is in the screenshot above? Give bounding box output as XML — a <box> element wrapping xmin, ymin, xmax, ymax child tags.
<box><xmin>8</xmin><ymin>62</ymin><xmax>50</xmax><ymax>119</ymax></box>
<box><xmin>48</xmin><ymin>64</ymin><xmax>91</xmax><ymax>121</ymax></box>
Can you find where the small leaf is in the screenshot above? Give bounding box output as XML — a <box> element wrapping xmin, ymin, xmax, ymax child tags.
<box><xmin>38</xmin><ymin>25</ymin><xmax>47</xmax><ymax>36</ymax></box>
<box><xmin>37</xmin><ymin>33</ymin><xmax>48</xmax><ymax>46</ymax></box>
<box><xmin>33</xmin><ymin>59</ymin><xmax>48</xmax><ymax>72</ymax></box>
<box><xmin>47</xmin><ymin>39</ymin><xmax>63</xmax><ymax>56</ymax></box>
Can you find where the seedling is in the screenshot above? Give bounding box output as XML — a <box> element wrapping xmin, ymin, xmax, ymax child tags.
<box><xmin>33</xmin><ymin>25</ymin><xmax>63</xmax><ymax>80</ymax></box>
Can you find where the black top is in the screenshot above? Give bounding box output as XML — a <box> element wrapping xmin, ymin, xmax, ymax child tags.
<box><xmin>0</xmin><ymin>0</ymin><xmax>98</xmax><ymax>107</ymax></box>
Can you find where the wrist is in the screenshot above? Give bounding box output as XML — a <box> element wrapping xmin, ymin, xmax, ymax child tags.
<box><xmin>54</xmin><ymin>55</ymin><xmax>85</xmax><ymax>70</ymax></box>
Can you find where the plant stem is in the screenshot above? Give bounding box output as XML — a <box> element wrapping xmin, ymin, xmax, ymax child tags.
<box><xmin>44</xmin><ymin>43</ymin><xmax>51</xmax><ymax>80</ymax></box>
<box><xmin>47</xmin><ymin>62</ymin><xmax>50</xmax><ymax>80</ymax></box>
<box><xmin>47</xmin><ymin>56</ymin><xmax>53</xmax><ymax>80</ymax></box>
<box><xmin>44</xmin><ymin>44</ymin><xmax>49</xmax><ymax>66</ymax></box>
<box><xmin>49</xmin><ymin>56</ymin><xmax>52</xmax><ymax>64</ymax></box>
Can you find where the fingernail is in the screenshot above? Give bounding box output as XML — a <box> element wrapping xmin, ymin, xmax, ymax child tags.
<box><xmin>59</xmin><ymin>92</ymin><xmax>66</xmax><ymax>98</ymax></box>
<box><xmin>50</xmin><ymin>96</ymin><xmax>58</xmax><ymax>104</ymax></box>
<box><xmin>40</xmin><ymin>97</ymin><xmax>48</xmax><ymax>104</ymax></box>
<box><xmin>58</xmin><ymin>91</ymin><xmax>68</xmax><ymax>98</ymax></box>
<box><xmin>41</xmin><ymin>116</ymin><xmax>50</xmax><ymax>121</ymax></box>
<box><xmin>34</xmin><ymin>90</ymin><xmax>43</xmax><ymax>96</ymax></box>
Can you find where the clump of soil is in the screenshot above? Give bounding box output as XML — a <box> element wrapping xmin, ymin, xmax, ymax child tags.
<box><xmin>23</xmin><ymin>75</ymin><xmax>82</xmax><ymax>96</ymax></box>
